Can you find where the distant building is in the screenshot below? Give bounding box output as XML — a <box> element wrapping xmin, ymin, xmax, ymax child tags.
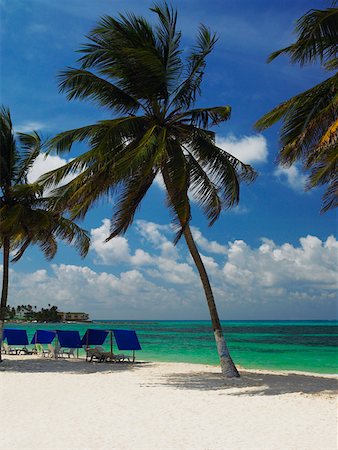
<box><xmin>58</xmin><ymin>312</ymin><xmax>90</xmax><ymax>322</ymax></box>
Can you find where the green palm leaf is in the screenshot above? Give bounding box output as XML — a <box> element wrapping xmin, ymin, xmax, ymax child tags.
<box><xmin>255</xmin><ymin>5</ymin><xmax>338</xmax><ymax>212</ymax></box>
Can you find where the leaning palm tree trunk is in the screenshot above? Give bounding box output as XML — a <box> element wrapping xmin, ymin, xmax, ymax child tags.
<box><xmin>183</xmin><ymin>226</ymin><xmax>240</xmax><ymax>378</ymax></box>
<box><xmin>0</xmin><ymin>236</ymin><xmax>10</xmax><ymax>362</ymax></box>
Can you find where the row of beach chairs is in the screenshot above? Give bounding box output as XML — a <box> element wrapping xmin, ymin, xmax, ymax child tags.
<box><xmin>2</xmin><ymin>342</ymin><xmax>130</xmax><ymax>363</ymax></box>
<box><xmin>2</xmin><ymin>328</ymin><xmax>141</xmax><ymax>362</ymax></box>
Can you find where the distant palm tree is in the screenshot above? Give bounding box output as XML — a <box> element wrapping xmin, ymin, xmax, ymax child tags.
<box><xmin>0</xmin><ymin>106</ymin><xmax>90</xmax><ymax>361</ymax></box>
<box><xmin>255</xmin><ymin>5</ymin><xmax>338</xmax><ymax>212</ymax></box>
<box><xmin>43</xmin><ymin>3</ymin><xmax>256</xmax><ymax>377</ymax></box>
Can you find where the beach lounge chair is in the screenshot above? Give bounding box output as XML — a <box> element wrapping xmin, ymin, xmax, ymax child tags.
<box><xmin>3</xmin><ymin>342</ymin><xmax>17</xmax><ymax>355</ymax></box>
<box><xmin>48</xmin><ymin>344</ymin><xmax>61</xmax><ymax>358</ymax></box>
<box><xmin>60</xmin><ymin>348</ymin><xmax>76</xmax><ymax>358</ymax></box>
<box><xmin>89</xmin><ymin>347</ymin><xmax>130</xmax><ymax>362</ymax></box>
<box><xmin>85</xmin><ymin>346</ymin><xmax>110</xmax><ymax>362</ymax></box>
<box><xmin>36</xmin><ymin>343</ymin><xmax>49</xmax><ymax>357</ymax></box>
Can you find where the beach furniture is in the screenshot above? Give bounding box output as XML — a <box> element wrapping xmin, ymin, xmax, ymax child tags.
<box><xmin>81</xmin><ymin>329</ymin><xmax>110</xmax><ymax>362</ymax></box>
<box><xmin>113</xmin><ymin>329</ymin><xmax>142</xmax><ymax>362</ymax></box>
<box><xmin>36</xmin><ymin>343</ymin><xmax>49</xmax><ymax>357</ymax></box>
<box><xmin>85</xmin><ymin>346</ymin><xmax>110</xmax><ymax>362</ymax></box>
<box><xmin>3</xmin><ymin>329</ymin><xmax>31</xmax><ymax>354</ymax></box>
<box><xmin>56</xmin><ymin>330</ymin><xmax>82</xmax><ymax>358</ymax></box>
<box><xmin>81</xmin><ymin>328</ymin><xmax>140</xmax><ymax>362</ymax></box>
<box><xmin>2</xmin><ymin>342</ymin><xmax>17</xmax><ymax>355</ymax></box>
<box><xmin>48</xmin><ymin>344</ymin><xmax>62</xmax><ymax>358</ymax></box>
<box><xmin>60</xmin><ymin>348</ymin><xmax>76</xmax><ymax>358</ymax></box>
<box><xmin>81</xmin><ymin>329</ymin><xmax>108</xmax><ymax>347</ymax></box>
<box><xmin>31</xmin><ymin>330</ymin><xmax>57</xmax><ymax>346</ymax></box>
<box><xmin>31</xmin><ymin>331</ymin><xmax>57</xmax><ymax>357</ymax></box>
<box><xmin>96</xmin><ymin>346</ymin><xmax>130</xmax><ymax>362</ymax></box>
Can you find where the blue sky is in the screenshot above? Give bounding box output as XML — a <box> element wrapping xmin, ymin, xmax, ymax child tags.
<box><xmin>1</xmin><ymin>0</ymin><xmax>337</xmax><ymax>320</ymax></box>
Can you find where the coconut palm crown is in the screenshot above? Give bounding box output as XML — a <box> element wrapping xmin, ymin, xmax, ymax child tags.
<box><xmin>0</xmin><ymin>106</ymin><xmax>90</xmax><ymax>360</ymax></box>
<box><xmin>42</xmin><ymin>3</ymin><xmax>256</xmax><ymax>377</ymax></box>
<box><xmin>255</xmin><ymin>5</ymin><xmax>338</xmax><ymax>212</ymax></box>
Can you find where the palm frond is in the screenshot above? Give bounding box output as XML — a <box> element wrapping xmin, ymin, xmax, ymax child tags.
<box><xmin>151</xmin><ymin>2</ymin><xmax>182</xmax><ymax>97</ymax></box>
<box><xmin>53</xmin><ymin>216</ymin><xmax>90</xmax><ymax>257</ymax></box>
<box><xmin>16</xmin><ymin>131</ymin><xmax>43</xmax><ymax>181</ymax></box>
<box><xmin>161</xmin><ymin>141</ymin><xmax>191</xmax><ymax>243</ymax></box>
<box><xmin>59</xmin><ymin>68</ymin><xmax>142</xmax><ymax>114</ymax></box>
<box><xmin>175</xmin><ymin>105</ymin><xmax>231</xmax><ymax>129</ymax></box>
<box><xmin>78</xmin><ymin>13</ymin><xmax>167</xmax><ymax>102</ymax></box>
<box><xmin>0</xmin><ymin>106</ymin><xmax>18</xmax><ymax>188</ymax></box>
<box><xmin>188</xmin><ymin>129</ymin><xmax>256</xmax><ymax>207</ymax></box>
<box><xmin>320</xmin><ymin>175</ymin><xmax>338</xmax><ymax>212</ymax></box>
<box><xmin>171</xmin><ymin>24</ymin><xmax>217</xmax><ymax>109</ymax></box>
<box><xmin>255</xmin><ymin>74</ymin><xmax>338</xmax><ymax>163</ymax></box>
<box><xmin>186</xmin><ymin>151</ymin><xmax>222</xmax><ymax>225</ymax></box>
<box><xmin>107</xmin><ymin>169</ymin><xmax>158</xmax><ymax>240</ymax></box>
<box><xmin>268</xmin><ymin>7</ymin><xmax>338</xmax><ymax>68</ymax></box>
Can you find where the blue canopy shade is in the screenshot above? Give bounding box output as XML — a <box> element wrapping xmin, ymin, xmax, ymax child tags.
<box><xmin>4</xmin><ymin>329</ymin><xmax>29</xmax><ymax>346</ymax></box>
<box><xmin>81</xmin><ymin>329</ymin><xmax>108</xmax><ymax>346</ymax></box>
<box><xmin>113</xmin><ymin>330</ymin><xmax>141</xmax><ymax>351</ymax></box>
<box><xmin>30</xmin><ymin>330</ymin><xmax>56</xmax><ymax>344</ymax></box>
<box><xmin>56</xmin><ymin>330</ymin><xmax>82</xmax><ymax>348</ymax></box>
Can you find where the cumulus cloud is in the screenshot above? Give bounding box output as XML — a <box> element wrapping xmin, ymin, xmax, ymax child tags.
<box><xmin>27</xmin><ymin>152</ymin><xmax>74</xmax><ymax>184</ymax></box>
<box><xmin>191</xmin><ymin>227</ymin><xmax>227</xmax><ymax>254</ymax></box>
<box><xmin>15</xmin><ymin>121</ymin><xmax>46</xmax><ymax>133</ymax></box>
<box><xmin>274</xmin><ymin>165</ymin><xmax>307</xmax><ymax>192</ymax></box>
<box><xmin>223</xmin><ymin>235</ymin><xmax>338</xmax><ymax>291</ymax></box>
<box><xmin>216</xmin><ymin>134</ymin><xmax>268</xmax><ymax>164</ymax></box>
<box><xmin>5</xmin><ymin>221</ymin><xmax>337</xmax><ymax>319</ymax></box>
<box><xmin>90</xmin><ymin>219</ymin><xmax>153</xmax><ymax>266</ymax></box>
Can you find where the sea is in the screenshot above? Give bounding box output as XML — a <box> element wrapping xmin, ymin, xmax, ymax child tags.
<box><xmin>4</xmin><ymin>320</ymin><xmax>338</xmax><ymax>374</ymax></box>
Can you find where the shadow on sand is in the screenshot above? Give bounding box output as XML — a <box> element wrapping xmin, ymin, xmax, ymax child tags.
<box><xmin>1</xmin><ymin>357</ymin><xmax>337</xmax><ymax>397</ymax></box>
<box><xmin>154</xmin><ymin>370</ymin><xmax>338</xmax><ymax>396</ymax></box>
<box><xmin>0</xmin><ymin>356</ymin><xmax>150</xmax><ymax>375</ymax></box>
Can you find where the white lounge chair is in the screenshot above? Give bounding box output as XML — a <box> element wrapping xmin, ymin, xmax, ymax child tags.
<box><xmin>3</xmin><ymin>342</ymin><xmax>17</xmax><ymax>355</ymax></box>
<box><xmin>85</xmin><ymin>346</ymin><xmax>130</xmax><ymax>363</ymax></box>
<box><xmin>60</xmin><ymin>348</ymin><xmax>76</xmax><ymax>358</ymax></box>
<box><xmin>48</xmin><ymin>344</ymin><xmax>61</xmax><ymax>358</ymax></box>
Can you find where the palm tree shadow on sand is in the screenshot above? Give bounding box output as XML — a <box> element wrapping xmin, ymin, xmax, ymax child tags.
<box><xmin>145</xmin><ymin>370</ymin><xmax>338</xmax><ymax>397</ymax></box>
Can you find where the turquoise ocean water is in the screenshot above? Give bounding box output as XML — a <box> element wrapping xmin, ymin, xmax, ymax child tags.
<box><xmin>4</xmin><ymin>320</ymin><xmax>338</xmax><ymax>374</ymax></box>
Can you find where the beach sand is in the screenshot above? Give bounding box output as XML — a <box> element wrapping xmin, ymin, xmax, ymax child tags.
<box><xmin>1</xmin><ymin>355</ymin><xmax>337</xmax><ymax>450</ymax></box>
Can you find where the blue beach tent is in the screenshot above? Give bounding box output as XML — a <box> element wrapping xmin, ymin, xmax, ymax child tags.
<box><xmin>56</xmin><ymin>330</ymin><xmax>82</xmax><ymax>348</ymax></box>
<box><xmin>113</xmin><ymin>329</ymin><xmax>141</xmax><ymax>362</ymax></box>
<box><xmin>113</xmin><ymin>330</ymin><xmax>141</xmax><ymax>351</ymax></box>
<box><xmin>81</xmin><ymin>329</ymin><xmax>108</xmax><ymax>346</ymax></box>
<box><xmin>30</xmin><ymin>330</ymin><xmax>56</xmax><ymax>344</ymax></box>
<box><xmin>3</xmin><ymin>329</ymin><xmax>29</xmax><ymax>346</ymax></box>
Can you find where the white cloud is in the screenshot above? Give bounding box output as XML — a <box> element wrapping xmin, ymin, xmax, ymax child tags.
<box><xmin>274</xmin><ymin>165</ymin><xmax>307</xmax><ymax>192</ymax></box>
<box><xmin>90</xmin><ymin>219</ymin><xmax>153</xmax><ymax>266</ymax></box>
<box><xmin>216</xmin><ymin>134</ymin><xmax>268</xmax><ymax>164</ymax></box>
<box><xmin>15</xmin><ymin>121</ymin><xmax>45</xmax><ymax>133</ymax></box>
<box><xmin>4</xmin><ymin>222</ymin><xmax>337</xmax><ymax>319</ymax></box>
<box><xmin>27</xmin><ymin>153</ymin><xmax>74</xmax><ymax>184</ymax></box>
<box><xmin>191</xmin><ymin>227</ymin><xmax>227</xmax><ymax>254</ymax></box>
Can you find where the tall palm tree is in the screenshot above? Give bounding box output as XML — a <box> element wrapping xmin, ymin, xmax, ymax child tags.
<box><xmin>255</xmin><ymin>5</ymin><xmax>338</xmax><ymax>212</ymax></box>
<box><xmin>0</xmin><ymin>106</ymin><xmax>90</xmax><ymax>361</ymax></box>
<box><xmin>43</xmin><ymin>3</ymin><xmax>256</xmax><ymax>377</ymax></box>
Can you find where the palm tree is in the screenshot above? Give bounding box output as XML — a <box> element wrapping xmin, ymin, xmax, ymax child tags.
<box><xmin>43</xmin><ymin>3</ymin><xmax>256</xmax><ymax>377</ymax></box>
<box><xmin>255</xmin><ymin>4</ymin><xmax>338</xmax><ymax>212</ymax></box>
<box><xmin>0</xmin><ymin>106</ymin><xmax>90</xmax><ymax>361</ymax></box>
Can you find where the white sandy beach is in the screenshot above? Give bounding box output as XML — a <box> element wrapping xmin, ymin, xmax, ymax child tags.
<box><xmin>1</xmin><ymin>355</ymin><xmax>337</xmax><ymax>450</ymax></box>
